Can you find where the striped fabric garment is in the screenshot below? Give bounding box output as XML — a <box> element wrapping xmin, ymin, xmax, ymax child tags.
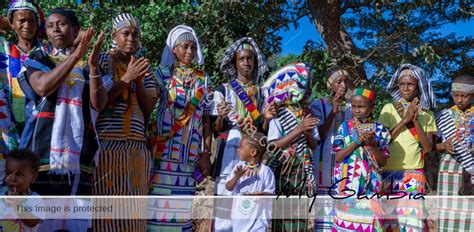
<box><xmin>268</xmin><ymin>107</ymin><xmax>314</xmax><ymax>232</ymax></box>
<box><xmin>437</xmin><ymin>153</ymin><xmax>474</xmax><ymax>231</ymax></box>
<box><xmin>96</xmin><ymin>52</ymin><xmax>157</xmax><ymax>141</ymax></box>
<box><xmin>93</xmin><ymin>140</ymin><xmax>151</xmax><ymax>232</ymax></box>
<box><xmin>435</xmin><ymin>108</ymin><xmax>474</xmax><ymax>174</ymax></box>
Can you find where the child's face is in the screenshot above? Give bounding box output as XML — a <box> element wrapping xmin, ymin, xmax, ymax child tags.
<box><xmin>238</xmin><ymin>139</ymin><xmax>256</xmax><ymax>162</ymax></box>
<box><xmin>452</xmin><ymin>91</ymin><xmax>474</xmax><ymax>111</ymax></box>
<box><xmin>5</xmin><ymin>159</ymin><xmax>38</xmax><ymax>194</ymax></box>
<box><xmin>397</xmin><ymin>75</ymin><xmax>418</xmax><ymax>101</ymax></box>
<box><xmin>350</xmin><ymin>96</ymin><xmax>374</xmax><ymax>120</ymax></box>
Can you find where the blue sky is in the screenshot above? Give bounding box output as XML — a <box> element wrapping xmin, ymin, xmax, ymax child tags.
<box><xmin>278</xmin><ymin>16</ymin><xmax>474</xmax><ymax>55</ymax></box>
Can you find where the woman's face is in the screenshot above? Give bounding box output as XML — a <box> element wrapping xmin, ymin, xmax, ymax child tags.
<box><xmin>10</xmin><ymin>10</ymin><xmax>38</xmax><ymax>42</ymax></box>
<box><xmin>397</xmin><ymin>74</ymin><xmax>419</xmax><ymax>101</ymax></box>
<box><xmin>113</xmin><ymin>26</ymin><xmax>140</xmax><ymax>56</ymax></box>
<box><xmin>331</xmin><ymin>75</ymin><xmax>350</xmax><ymax>97</ymax></box>
<box><xmin>173</xmin><ymin>40</ymin><xmax>196</xmax><ymax>66</ymax></box>
<box><xmin>46</xmin><ymin>13</ymin><xmax>78</xmax><ymax>49</ymax></box>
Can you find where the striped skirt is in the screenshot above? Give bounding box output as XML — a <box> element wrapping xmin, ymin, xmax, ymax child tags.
<box><xmin>93</xmin><ymin>140</ymin><xmax>151</xmax><ymax>232</ymax></box>
<box><xmin>437</xmin><ymin>153</ymin><xmax>474</xmax><ymax>231</ymax></box>
<box><xmin>381</xmin><ymin>169</ymin><xmax>426</xmax><ymax>232</ymax></box>
<box><xmin>147</xmin><ymin>160</ymin><xmax>196</xmax><ymax>232</ymax></box>
<box><xmin>272</xmin><ymin>157</ymin><xmax>309</xmax><ymax>232</ymax></box>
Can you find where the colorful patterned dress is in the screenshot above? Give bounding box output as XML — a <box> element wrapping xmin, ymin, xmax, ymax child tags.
<box><xmin>436</xmin><ymin>105</ymin><xmax>474</xmax><ymax>231</ymax></box>
<box><xmin>211</xmin><ymin>80</ymin><xmax>262</xmax><ymax>231</ymax></box>
<box><xmin>331</xmin><ymin>119</ymin><xmax>391</xmax><ymax>232</ymax></box>
<box><xmin>310</xmin><ymin>96</ymin><xmax>352</xmax><ymax>231</ymax></box>
<box><xmin>0</xmin><ymin>37</ymin><xmax>41</xmax><ymax>187</ymax></box>
<box><xmin>92</xmin><ymin>51</ymin><xmax>157</xmax><ymax>232</ymax></box>
<box><xmin>147</xmin><ymin>63</ymin><xmax>212</xmax><ymax>232</ymax></box>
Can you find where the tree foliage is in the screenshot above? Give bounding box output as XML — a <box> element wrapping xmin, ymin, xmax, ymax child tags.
<box><xmin>306</xmin><ymin>0</ymin><xmax>473</xmax><ymax>106</ymax></box>
<box><xmin>2</xmin><ymin>1</ymin><xmax>303</xmax><ymax>87</ymax></box>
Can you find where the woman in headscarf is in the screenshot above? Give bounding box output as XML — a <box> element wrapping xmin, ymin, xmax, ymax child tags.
<box><xmin>309</xmin><ymin>66</ymin><xmax>352</xmax><ymax>231</ymax></box>
<box><xmin>17</xmin><ymin>7</ymin><xmax>106</xmax><ymax>232</ymax></box>
<box><xmin>93</xmin><ymin>13</ymin><xmax>157</xmax><ymax>232</ymax></box>
<box><xmin>0</xmin><ymin>0</ymin><xmax>45</xmax><ymax>187</ymax></box>
<box><xmin>377</xmin><ymin>64</ymin><xmax>437</xmax><ymax>231</ymax></box>
<box><xmin>263</xmin><ymin>62</ymin><xmax>320</xmax><ymax>231</ymax></box>
<box><xmin>147</xmin><ymin>25</ymin><xmax>213</xmax><ymax>232</ymax></box>
<box><xmin>211</xmin><ymin>37</ymin><xmax>276</xmax><ymax>231</ymax></box>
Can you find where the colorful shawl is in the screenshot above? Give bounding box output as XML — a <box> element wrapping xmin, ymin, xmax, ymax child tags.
<box><xmin>333</xmin><ymin>119</ymin><xmax>391</xmax><ymax>195</ymax></box>
<box><xmin>261</xmin><ymin>62</ymin><xmax>311</xmax><ymax>109</ymax></box>
<box><xmin>387</xmin><ymin>64</ymin><xmax>436</xmax><ymax>110</ymax></box>
<box><xmin>265</xmin><ymin>62</ymin><xmax>315</xmax><ymax>186</ymax></box>
<box><xmin>149</xmin><ymin>63</ymin><xmax>211</xmax><ymax>164</ymax></box>
<box><xmin>436</xmin><ymin>105</ymin><xmax>474</xmax><ymax>174</ymax></box>
<box><xmin>22</xmin><ymin>47</ymin><xmax>86</xmax><ymax>175</ymax></box>
<box><xmin>0</xmin><ymin>37</ymin><xmax>19</xmax><ymax>153</ymax></box>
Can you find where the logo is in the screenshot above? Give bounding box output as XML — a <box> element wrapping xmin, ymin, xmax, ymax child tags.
<box><xmin>402</xmin><ymin>178</ymin><xmax>418</xmax><ymax>193</ymax></box>
<box><xmin>237</xmin><ymin>198</ymin><xmax>256</xmax><ymax>215</ymax></box>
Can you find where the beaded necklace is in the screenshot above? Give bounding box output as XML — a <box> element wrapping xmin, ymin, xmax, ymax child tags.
<box><xmin>451</xmin><ymin>105</ymin><xmax>474</xmax><ymax>151</ymax></box>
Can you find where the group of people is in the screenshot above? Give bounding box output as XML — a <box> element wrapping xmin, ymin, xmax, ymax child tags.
<box><xmin>0</xmin><ymin>1</ymin><xmax>472</xmax><ymax>232</ymax></box>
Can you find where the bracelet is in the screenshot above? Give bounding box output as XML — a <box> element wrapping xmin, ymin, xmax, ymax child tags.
<box><xmin>89</xmin><ymin>74</ymin><xmax>101</xmax><ymax>79</ymax></box>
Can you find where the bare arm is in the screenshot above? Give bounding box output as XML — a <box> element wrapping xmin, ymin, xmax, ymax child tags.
<box><xmin>88</xmin><ymin>31</ymin><xmax>107</xmax><ymax>111</ymax></box>
<box><xmin>28</xmin><ymin>54</ymin><xmax>81</xmax><ymax>97</ymax></box>
<box><xmin>225</xmin><ymin>166</ymin><xmax>246</xmax><ymax>191</ymax></box>
<box><xmin>370</xmin><ymin>146</ymin><xmax>388</xmax><ymax>167</ymax></box>
<box><xmin>414</xmin><ymin>120</ymin><xmax>433</xmax><ymax>152</ymax></box>
<box><xmin>135</xmin><ymin>79</ymin><xmax>156</xmax><ymax>123</ymax></box>
<box><xmin>28</xmin><ymin>28</ymin><xmax>94</xmax><ymax>97</ymax></box>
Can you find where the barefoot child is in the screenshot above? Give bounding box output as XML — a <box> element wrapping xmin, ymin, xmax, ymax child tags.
<box><xmin>435</xmin><ymin>74</ymin><xmax>474</xmax><ymax>231</ymax></box>
<box><xmin>226</xmin><ymin>132</ymin><xmax>275</xmax><ymax>232</ymax></box>
<box><xmin>0</xmin><ymin>149</ymin><xmax>44</xmax><ymax>232</ymax></box>
<box><xmin>332</xmin><ymin>87</ymin><xmax>391</xmax><ymax>231</ymax></box>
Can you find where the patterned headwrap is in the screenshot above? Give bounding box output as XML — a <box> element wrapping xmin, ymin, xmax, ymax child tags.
<box><xmin>7</xmin><ymin>0</ymin><xmax>45</xmax><ymax>35</ymax></box>
<box><xmin>452</xmin><ymin>83</ymin><xmax>474</xmax><ymax>93</ymax></box>
<box><xmin>160</xmin><ymin>25</ymin><xmax>203</xmax><ymax>66</ymax></box>
<box><xmin>326</xmin><ymin>68</ymin><xmax>350</xmax><ymax>89</ymax></box>
<box><xmin>113</xmin><ymin>13</ymin><xmax>140</xmax><ymax>34</ymax></box>
<box><xmin>262</xmin><ymin>62</ymin><xmax>312</xmax><ymax>107</ymax></box>
<box><xmin>111</xmin><ymin>13</ymin><xmax>141</xmax><ymax>54</ymax></box>
<box><xmin>353</xmin><ymin>87</ymin><xmax>375</xmax><ymax>103</ymax></box>
<box><xmin>220</xmin><ymin>37</ymin><xmax>268</xmax><ymax>82</ymax></box>
<box><xmin>387</xmin><ymin>63</ymin><xmax>436</xmax><ymax>110</ymax></box>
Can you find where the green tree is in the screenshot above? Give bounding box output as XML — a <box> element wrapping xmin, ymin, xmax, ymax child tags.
<box><xmin>306</xmin><ymin>0</ymin><xmax>473</xmax><ymax>105</ymax></box>
<box><xmin>3</xmin><ymin>1</ymin><xmax>304</xmax><ymax>87</ymax></box>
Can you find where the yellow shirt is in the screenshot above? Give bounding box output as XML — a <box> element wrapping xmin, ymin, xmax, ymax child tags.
<box><xmin>377</xmin><ymin>103</ymin><xmax>437</xmax><ymax>170</ymax></box>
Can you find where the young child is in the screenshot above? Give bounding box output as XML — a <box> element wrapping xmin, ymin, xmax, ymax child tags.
<box><xmin>435</xmin><ymin>74</ymin><xmax>474</xmax><ymax>231</ymax></box>
<box><xmin>225</xmin><ymin>132</ymin><xmax>275</xmax><ymax>232</ymax></box>
<box><xmin>0</xmin><ymin>149</ymin><xmax>44</xmax><ymax>232</ymax></box>
<box><xmin>378</xmin><ymin>64</ymin><xmax>437</xmax><ymax>231</ymax></box>
<box><xmin>332</xmin><ymin>87</ymin><xmax>391</xmax><ymax>232</ymax></box>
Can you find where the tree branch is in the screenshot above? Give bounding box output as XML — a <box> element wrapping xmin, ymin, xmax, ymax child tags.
<box><xmin>341</xmin><ymin>2</ymin><xmax>370</xmax><ymax>14</ymax></box>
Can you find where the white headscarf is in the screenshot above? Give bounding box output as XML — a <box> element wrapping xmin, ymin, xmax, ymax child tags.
<box><xmin>160</xmin><ymin>25</ymin><xmax>204</xmax><ymax>66</ymax></box>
